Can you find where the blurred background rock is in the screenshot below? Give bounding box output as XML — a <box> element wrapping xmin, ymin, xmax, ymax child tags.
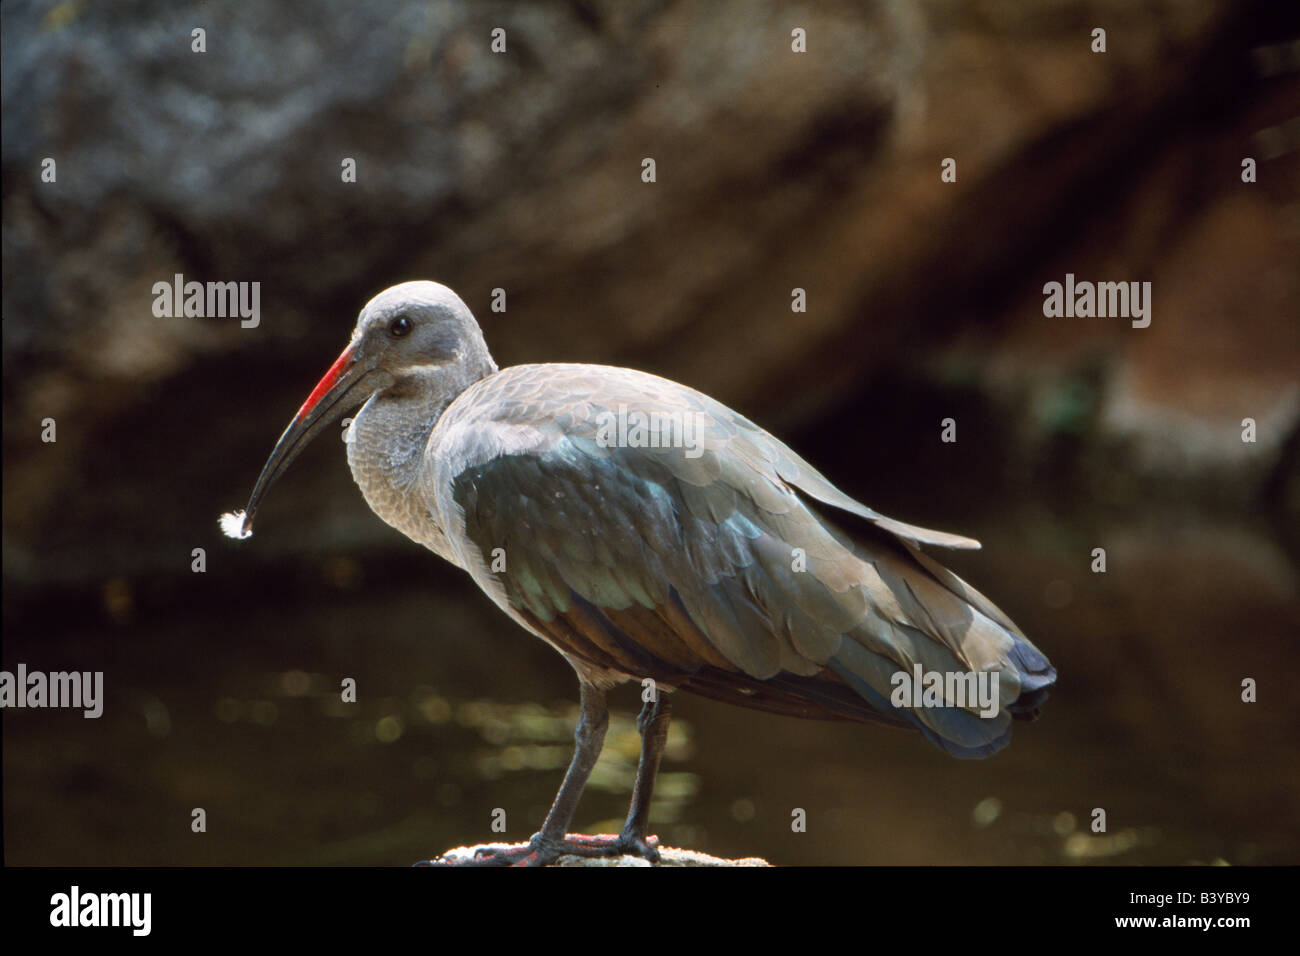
<box><xmin>2</xmin><ymin>0</ymin><xmax>1297</xmax><ymax>865</ymax></box>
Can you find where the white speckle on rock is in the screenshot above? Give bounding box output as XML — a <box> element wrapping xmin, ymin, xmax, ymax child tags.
<box><xmin>432</xmin><ymin>842</ymin><xmax>770</xmax><ymax>867</ymax></box>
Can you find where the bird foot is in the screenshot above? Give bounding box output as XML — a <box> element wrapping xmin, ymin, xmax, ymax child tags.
<box><xmin>416</xmin><ymin>832</ymin><xmax>661</xmax><ymax>867</ymax></box>
<box><xmin>561</xmin><ymin>831</ymin><xmax>662</xmax><ymax>863</ymax></box>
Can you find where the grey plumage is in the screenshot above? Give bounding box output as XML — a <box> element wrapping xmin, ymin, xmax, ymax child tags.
<box><xmin>225</xmin><ymin>281</ymin><xmax>1056</xmax><ymax>864</ymax></box>
<box><xmin>424</xmin><ymin>363</ymin><xmax>1054</xmax><ymax>757</ymax></box>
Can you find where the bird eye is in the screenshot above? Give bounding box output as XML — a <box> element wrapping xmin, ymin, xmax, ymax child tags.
<box><xmin>388</xmin><ymin>315</ymin><xmax>412</xmax><ymax>338</ymax></box>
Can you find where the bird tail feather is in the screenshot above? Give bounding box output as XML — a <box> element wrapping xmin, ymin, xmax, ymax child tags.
<box><xmin>828</xmin><ymin>546</ymin><xmax>1057</xmax><ymax>759</ymax></box>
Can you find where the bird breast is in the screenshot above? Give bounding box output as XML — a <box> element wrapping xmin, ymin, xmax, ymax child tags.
<box><xmin>346</xmin><ymin>392</ymin><xmax>458</xmax><ymax>563</ymax></box>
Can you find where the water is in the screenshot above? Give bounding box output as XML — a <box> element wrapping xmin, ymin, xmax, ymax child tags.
<box><xmin>5</xmin><ymin>491</ymin><xmax>1295</xmax><ymax>866</ymax></box>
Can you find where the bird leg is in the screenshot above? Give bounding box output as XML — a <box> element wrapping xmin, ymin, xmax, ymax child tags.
<box><xmin>623</xmin><ymin>691</ymin><xmax>674</xmax><ymax>855</ymax></box>
<box><xmin>626</xmin><ymin>691</ymin><xmax>673</xmax><ymax>839</ymax></box>
<box><xmin>419</xmin><ymin>686</ymin><xmax>676</xmax><ymax>866</ymax></box>
<box><xmin>551</xmin><ymin>690</ymin><xmax>673</xmax><ymax>862</ymax></box>
<box><xmin>420</xmin><ymin>681</ymin><xmax>610</xmax><ymax>866</ymax></box>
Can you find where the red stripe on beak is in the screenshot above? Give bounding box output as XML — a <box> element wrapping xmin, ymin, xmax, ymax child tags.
<box><xmin>296</xmin><ymin>345</ymin><xmax>357</xmax><ymax>420</ymax></box>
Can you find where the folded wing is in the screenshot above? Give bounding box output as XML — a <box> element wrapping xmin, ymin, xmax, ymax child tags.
<box><xmin>432</xmin><ymin>364</ymin><xmax>1056</xmax><ymax>757</ymax></box>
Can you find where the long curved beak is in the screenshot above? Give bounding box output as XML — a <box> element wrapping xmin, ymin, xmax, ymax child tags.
<box><xmin>221</xmin><ymin>342</ymin><xmax>385</xmax><ymax>539</ymax></box>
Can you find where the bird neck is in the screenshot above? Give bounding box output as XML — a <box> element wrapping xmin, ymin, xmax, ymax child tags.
<box><xmin>346</xmin><ymin>355</ymin><xmax>496</xmax><ymax>562</ymax></box>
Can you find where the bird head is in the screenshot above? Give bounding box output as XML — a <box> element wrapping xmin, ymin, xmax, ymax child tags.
<box><xmin>220</xmin><ymin>280</ymin><xmax>494</xmax><ymax>540</ymax></box>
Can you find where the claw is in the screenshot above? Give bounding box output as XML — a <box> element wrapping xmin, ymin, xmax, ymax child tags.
<box><xmin>561</xmin><ymin>832</ymin><xmax>661</xmax><ymax>862</ymax></box>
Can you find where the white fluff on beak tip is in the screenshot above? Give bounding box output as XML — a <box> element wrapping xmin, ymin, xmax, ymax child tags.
<box><xmin>219</xmin><ymin>511</ymin><xmax>252</xmax><ymax>539</ymax></box>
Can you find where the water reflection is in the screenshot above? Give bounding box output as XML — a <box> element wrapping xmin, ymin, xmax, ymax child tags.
<box><xmin>2</xmin><ymin>505</ymin><xmax>1296</xmax><ymax>865</ymax></box>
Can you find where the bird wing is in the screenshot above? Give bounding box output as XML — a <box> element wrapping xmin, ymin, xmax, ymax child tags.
<box><xmin>428</xmin><ymin>364</ymin><xmax>1055</xmax><ymax>756</ymax></box>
